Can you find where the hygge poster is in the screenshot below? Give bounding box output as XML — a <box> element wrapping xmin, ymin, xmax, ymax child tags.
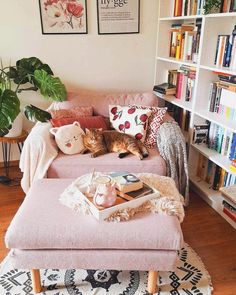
<box><xmin>97</xmin><ymin>0</ymin><xmax>140</xmax><ymax>34</ymax></box>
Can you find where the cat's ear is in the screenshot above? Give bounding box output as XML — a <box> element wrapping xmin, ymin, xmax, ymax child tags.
<box><xmin>50</xmin><ymin>127</ymin><xmax>59</xmax><ymax>136</ymax></box>
<box><xmin>97</xmin><ymin>128</ymin><xmax>103</xmax><ymax>132</ymax></box>
<box><xmin>85</xmin><ymin>128</ymin><xmax>90</xmax><ymax>134</ymax></box>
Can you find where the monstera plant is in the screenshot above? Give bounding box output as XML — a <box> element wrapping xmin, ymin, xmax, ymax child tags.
<box><xmin>0</xmin><ymin>57</ymin><xmax>67</xmax><ymax>136</ymax></box>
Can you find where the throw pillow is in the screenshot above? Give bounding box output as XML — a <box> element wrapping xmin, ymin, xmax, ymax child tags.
<box><xmin>50</xmin><ymin>122</ymin><xmax>85</xmax><ymax>155</ymax></box>
<box><xmin>129</xmin><ymin>105</ymin><xmax>167</xmax><ymax>148</ymax></box>
<box><xmin>50</xmin><ymin>116</ymin><xmax>109</xmax><ymax>130</ymax></box>
<box><xmin>109</xmin><ymin>105</ymin><xmax>152</xmax><ymax>142</ymax></box>
<box><xmin>49</xmin><ymin>106</ymin><xmax>93</xmax><ymax>119</ymax></box>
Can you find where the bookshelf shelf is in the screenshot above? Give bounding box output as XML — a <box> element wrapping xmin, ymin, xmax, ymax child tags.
<box><xmin>200</xmin><ymin>64</ymin><xmax>236</xmax><ymax>76</ymax></box>
<box><xmin>153</xmin><ymin>91</ymin><xmax>193</xmax><ymax>111</ymax></box>
<box><xmin>155</xmin><ymin>0</ymin><xmax>236</xmax><ymax>227</ymax></box>
<box><xmin>195</xmin><ymin>110</ymin><xmax>236</xmax><ymax>132</ymax></box>
<box><xmin>191</xmin><ymin>144</ymin><xmax>235</xmax><ymax>174</ymax></box>
<box><xmin>156</xmin><ymin>56</ymin><xmax>198</xmax><ymax>67</ymax></box>
<box><xmin>159</xmin><ymin>15</ymin><xmax>203</xmax><ymax>21</ymax></box>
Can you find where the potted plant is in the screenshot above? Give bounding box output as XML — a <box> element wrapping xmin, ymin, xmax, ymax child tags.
<box><xmin>0</xmin><ymin>57</ymin><xmax>67</xmax><ymax>136</ymax></box>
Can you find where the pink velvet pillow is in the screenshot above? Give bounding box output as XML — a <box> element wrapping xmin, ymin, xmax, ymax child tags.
<box><xmin>129</xmin><ymin>105</ymin><xmax>167</xmax><ymax>148</ymax></box>
<box><xmin>51</xmin><ymin>116</ymin><xmax>109</xmax><ymax>130</ymax></box>
<box><xmin>49</xmin><ymin>106</ymin><xmax>93</xmax><ymax>119</ymax></box>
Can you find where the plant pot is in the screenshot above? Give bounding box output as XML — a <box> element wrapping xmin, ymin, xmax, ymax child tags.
<box><xmin>4</xmin><ymin>113</ymin><xmax>23</xmax><ymax>138</ymax></box>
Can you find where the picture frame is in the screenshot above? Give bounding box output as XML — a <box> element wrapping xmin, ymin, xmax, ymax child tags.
<box><xmin>97</xmin><ymin>0</ymin><xmax>140</xmax><ymax>35</ymax></box>
<box><xmin>38</xmin><ymin>0</ymin><xmax>88</xmax><ymax>35</ymax></box>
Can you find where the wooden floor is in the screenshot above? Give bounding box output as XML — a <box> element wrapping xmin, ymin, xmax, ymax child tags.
<box><xmin>0</xmin><ymin>167</ymin><xmax>236</xmax><ymax>294</ymax></box>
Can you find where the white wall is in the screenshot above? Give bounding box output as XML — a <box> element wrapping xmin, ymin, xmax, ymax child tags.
<box><xmin>0</xmin><ymin>0</ymin><xmax>158</xmax><ymax>162</ymax></box>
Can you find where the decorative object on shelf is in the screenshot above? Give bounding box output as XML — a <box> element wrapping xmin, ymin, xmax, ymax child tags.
<box><xmin>97</xmin><ymin>0</ymin><xmax>140</xmax><ymax>34</ymax></box>
<box><xmin>203</xmin><ymin>0</ymin><xmax>222</xmax><ymax>14</ymax></box>
<box><xmin>0</xmin><ymin>130</ymin><xmax>28</xmax><ymax>185</ymax></box>
<box><xmin>38</xmin><ymin>0</ymin><xmax>88</xmax><ymax>34</ymax></box>
<box><xmin>193</xmin><ymin>124</ymin><xmax>209</xmax><ymax>145</ymax></box>
<box><xmin>0</xmin><ymin>57</ymin><xmax>67</xmax><ymax>136</ymax></box>
<box><xmin>0</xmin><ymin>243</ymin><xmax>213</xmax><ymax>295</ymax></box>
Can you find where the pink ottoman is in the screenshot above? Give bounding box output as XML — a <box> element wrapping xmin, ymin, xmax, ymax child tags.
<box><xmin>5</xmin><ymin>179</ymin><xmax>183</xmax><ymax>294</ymax></box>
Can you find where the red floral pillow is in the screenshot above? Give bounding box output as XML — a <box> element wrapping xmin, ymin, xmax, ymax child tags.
<box><xmin>130</xmin><ymin>105</ymin><xmax>167</xmax><ymax>148</ymax></box>
<box><xmin>109</xmin><ymin>105</ymin><xmax>152</xmax><ymax>142</ymax></box>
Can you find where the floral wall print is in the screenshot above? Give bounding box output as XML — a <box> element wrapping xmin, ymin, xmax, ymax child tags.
<box><xmin>39</xmin><ymin>0</ymin><xmax>87</xmax><ymax>34</ymax></box>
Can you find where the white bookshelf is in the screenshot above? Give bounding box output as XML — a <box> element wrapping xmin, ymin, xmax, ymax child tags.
<box><xmin>154</xmin><ymin>1</ymin><xmax>236</xmax><ymax>228</ymax></box>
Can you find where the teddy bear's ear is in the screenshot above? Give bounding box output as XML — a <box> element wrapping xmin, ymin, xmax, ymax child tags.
<box><xmin>50</xmin><ymin>128</ymin><xmax>59</xmax><ymax>135</ymax></box>
<box><xmin>73</xmin><ymin>121</ymin><xmax>80</xmax><ymax>127</ymax></box>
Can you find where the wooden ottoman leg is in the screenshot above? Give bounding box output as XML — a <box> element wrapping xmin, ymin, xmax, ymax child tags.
<box><xmin>31</xmin><ymin>269</ymin><xmax>41</xmax><ymax>294</ymax></box>
<box><xmin>147</xmin><ymin>270</ymin><xmax>158</xmax><ymax>294</ymax></box>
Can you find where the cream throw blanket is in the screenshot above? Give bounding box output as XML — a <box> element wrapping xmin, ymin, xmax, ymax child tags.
<box><xmin>59</xmin><ymin>173</ymin><xmax>185</xmax><ymax>222</ymax></box>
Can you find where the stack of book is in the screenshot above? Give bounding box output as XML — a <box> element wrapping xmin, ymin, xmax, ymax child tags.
<box><xmin>206</xmin><ymin>122</ymin><xmax>236</xmax><ymax>160</ymax></box>
<box><xmin>153</xmin><ymin>83</ymin><xmax>176</xmax><ymax>98</ymax></box>
<box><xmin>208</xmin><ymin>75</ymin><xmax>236</xmax><ymax>122</ymax></box>
<box><xmin>220</xmin><ymin>185</ymin><xmax>236</xmax><ymax>223</ymax></box>
<box><xmin>214</xmin><ymin>25</ymin><xmax>236</xmax><ymax>68</ymax></box>
<box><xmin>197</xmin><ymin>156</ymin><xmax>236</xmax><ymax>190</ymax></box>
<box><xmin>173</xmin><ymin>0</ymin><xmax>204</xmax><ymax>16</ymax></box>
<box><xmin>175</xmin><ymin>65</ymin><xmax>196</xmax><ymax>100</ymax></box>
<box><xmin>169</xmin><ymin>21</ymin><xmax>202</xmax><ymax>63</ymax></box>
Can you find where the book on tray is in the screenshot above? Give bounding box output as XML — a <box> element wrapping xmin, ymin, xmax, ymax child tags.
<box><xmin>109</xmin><ymin>172</ymin><xmax>143</xmax><ymax>193</ymax></box>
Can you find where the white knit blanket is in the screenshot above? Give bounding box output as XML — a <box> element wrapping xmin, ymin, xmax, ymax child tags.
<box><xmin>60</xmin><ymin>173</ymin><xmax>185</xmax><ymax>222</ymax></box>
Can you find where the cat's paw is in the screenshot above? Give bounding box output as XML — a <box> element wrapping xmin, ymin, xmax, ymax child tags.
<box><xmin>91</xmin><ymin>153</ymin><xmax>97</xmax><ymax>158</ymax></box>
<box><xmin>139</xmin><ymin>155</ymin><xmax>143</xmax><ymax>160</ymax></box>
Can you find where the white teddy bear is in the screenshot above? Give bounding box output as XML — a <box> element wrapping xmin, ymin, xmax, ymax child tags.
<box><xmin>50</xmin><ymin>121</ymin><xmax>85</xmax><ymax>155</ymax></box>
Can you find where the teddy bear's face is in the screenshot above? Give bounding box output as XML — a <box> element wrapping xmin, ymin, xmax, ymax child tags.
<box><xmin>50</xmin><ymin>122</ymin><xmax>85</xmax><ymax>155</ymax></box>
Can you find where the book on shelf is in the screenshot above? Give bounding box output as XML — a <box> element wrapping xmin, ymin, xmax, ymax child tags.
<box><xmin>214</xmin><ymin>25</ymin><xmax>236</xmax><ymax>68</ymax></box>
<box><xmin>223</xmin><ymin>206</ymin><xmax>236</xmax><ymax>222</ymax></box>
<box><xmin>169</xmin><ymin>20</ymin><xmax>202</xmax><ymax>63</ymax></box>
<box><xmin>230</xmin><ymin>159</ymin><xmax>236</xmax><ymax>173</ymax></box>
<box><xmin>164</xmin><ymin>103</ymin><xmax>191</xmax><ymax>132</ymax></box>
<box><xmin>109</xmin><ymin>172</ymin><xmax>143</xmax><ymax>193</ymax></box>
<box><xmin>230</xmin><ymin>0</ymin><xmax>236</xmax><ymax>12</ymax></box>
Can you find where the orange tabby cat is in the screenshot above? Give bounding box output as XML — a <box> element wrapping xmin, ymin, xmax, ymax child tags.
<box><xmin>82</xmin><ymin>129</ymin><xmax>149</xmax><ymax>160</ymax></box>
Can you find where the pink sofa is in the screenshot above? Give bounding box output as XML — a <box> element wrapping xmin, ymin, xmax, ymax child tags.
<box><xmin>47</xmin><ymin>91</ymin><xmax>167</xmax><ymax>178</ymax></box>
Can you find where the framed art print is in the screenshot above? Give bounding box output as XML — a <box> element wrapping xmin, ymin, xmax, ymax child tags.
<box><xmin>97</xmin><ymin>0</ymin><xmax>140</xmax><ymax>34</ymax></box>
<box><xmin>39</xmin><ymin>0</ymin><xmax>88</xmax><ymax>34</ymax></box>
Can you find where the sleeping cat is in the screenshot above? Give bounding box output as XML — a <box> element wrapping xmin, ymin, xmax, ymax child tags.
<box><xmin>82</xmin><ymin>129</ymin><xmax>149</xmax><ymax>160</ymax></box>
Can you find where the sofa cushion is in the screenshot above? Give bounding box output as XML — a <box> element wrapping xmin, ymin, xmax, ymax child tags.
<box><xmin>109</xmin><ymin>105</ymin><xmax>152</xmax><ymax>142</ymax></box>
<box><xmin>51</xmin><ymin>116</ymin><xmax>110</xmax><ymax>130</ymax></box>
<box><xmin>48</xmin><ymin>91</ymin><xmax>158</xmax><ymax>117</ymax></box>
<box><xmin>5</xmin><ymin>179</ymin><xmax>182</xmax><ymax>251</ymax></box>
<box><xmin>47</xmin><ymin>148</ymin><xmax>166</xmax><ymax>178</ymax></box>
<box><xmin>49</xmin><ymin>106</ymin><xmax>93</xmax><ymax>118</ymax></box>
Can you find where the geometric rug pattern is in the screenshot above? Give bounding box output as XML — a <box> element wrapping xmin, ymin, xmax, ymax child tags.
<box><xmin>0</xmin><ymin>243</ymin><xmax>213</xmax><ymax>295</ymax></box>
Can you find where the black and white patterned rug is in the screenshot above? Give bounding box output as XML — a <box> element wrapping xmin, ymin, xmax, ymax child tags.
<box><xmin>0</xmin><ymin>244</ymin><xmax>213</xmax><ymax>295</ymax></box>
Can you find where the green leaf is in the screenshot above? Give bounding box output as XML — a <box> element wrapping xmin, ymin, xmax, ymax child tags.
<box><xmin>24</xmin><ymin>104</ymin><xmax>52</xmax><ymax>123</ymax></box>
<box><xmin>13</xmin><ymin>57</ymin><xmax>54</xmax><ymax>86</ymax></box>
<box><xmin>0</xmin><ymin>89</ymin><xmax>20</xmax><ymax>135</ymax></box>
<box><xmin>34</xmin><ymin>69</ymin><xmax>67</xmax><ymax>102</ymax></box>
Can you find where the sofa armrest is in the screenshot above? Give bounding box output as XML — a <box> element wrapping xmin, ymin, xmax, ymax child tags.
<box><xmin>20</xmin><ymin>122</ymin><xmax>58</xmax><ymax>193</ymax></box>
